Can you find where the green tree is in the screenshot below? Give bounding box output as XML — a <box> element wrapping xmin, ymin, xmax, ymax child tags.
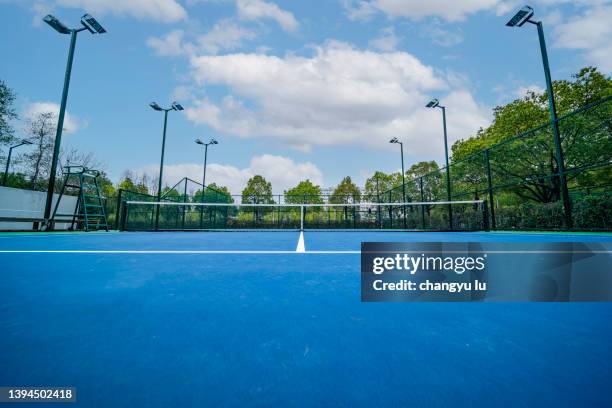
<box><xmin>97</xmin><ymin>171</ymin><xmax>115</xmax><ymax>197</ymax></box>
<box><xmin>118</xmin><ymin>177</ymin><xmax>149</xmax><ymax>195</ymax></box>
<box><xmin>450</xmin><ymin>67</ymin><xmax>612</xmax><ymax>204</ymax></box>
<box><xmin>330</xmin><ymin>176</ymin><xmax>361</xmax><ymax>204</ymax></box>
<box><xmin>285</xmin><ymin>180</ymin><xmax>324</xmax><ymax>204</ymax></box>
<box><xmin>241</xmin><ymin>175</ymin><xmax>274</xmax><ymax>204</ymax></box>
<box><xmin>194</xmin><ymin>182</ymin><xmax>234</xmax><ymax>203</ymax></box>
<box><xmin>363</xmin><ymin>171</ymin><xmax>401</xmax><ymax>202</ymax></box>
<box><xmin>160</xmin><ymin>186</ymin><xmax>180</xmax><ymax>200</ymax></box>
<box><xmin>0</xmin><ymin>80</ymin><xmax>18</xmax><ymax>148</ymax></box>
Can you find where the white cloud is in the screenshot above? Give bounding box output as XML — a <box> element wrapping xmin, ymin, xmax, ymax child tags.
<box><xmin>35</xmin><ymin>0</ymin><xmax>187</xmax><ymax>23</ymax></box>
<box><xmin>553</xmin><ymin>5</ymin><xmax>612</xmax><ymax>72</ymax></box>
<box><xmin>24</xmin><ymin>101</ymin><xmax>82</xmax><ymax>134</ymax></box>
<box><xmin>197</xmin><ymin>19</ymin><xmax>257</xmax><ymax>54</ymax></box>
<box><xmin>185</xmin><ymin>41</ymin><xmax>490</xmax><ymax>156</ymax></box>
<box><xmin>236</xmin><ymin>0</ymin><xmax>299</xmax><ymax>32</ymax></box>
<box><xmin>147</xmin><ymin>20</ymin><xmax>257</xmax><ymax>56</ymax></box>
<box><xmin>369</xmin><ymin>26</ymin><xmax>400</xmax><ymax>52</ymax></box>
<box><xmin>420</xmin><ymin>21</ymin><xmax>463</xmax><ymax>47</ymax></box>
<box><xmin>147</xmin><ymin>30</ymin><xmax>188</xmax><ymax>56</ymax></box>
<box><xmin>344</xmin><ymin>0</ymin><xmax>500</xmax><ymax>22</ymax></box>
<box><xmin>135</xmin><ymin>154</ymin><xmax>323</xmax><ymax>194</ymax></box>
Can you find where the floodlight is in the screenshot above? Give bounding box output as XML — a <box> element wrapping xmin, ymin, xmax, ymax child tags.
<box><xmin>172</xmin><ymin>102</ymin><xmax>184</xmax><ymax>111</ymax></box>
<box><xmin>506</xmin><ymin>6</ymin><xmax>534</xmax><ymax>27</ymax></box>
<box><xmin>81</xmin><ymin>14</ymin><xmax>106</xmax><ymax>34</ymax></box>
<box><xmin>150</xmin><ymin>102</ymin><xmax>163</xmax><ymax>111</ymax></box>
<box><xmin>389</xmin><ymin>137</ymin><xmax>399</xmax><ymax>144</ymax></box>
<box><xmin>43</xmin><ymin>15</ymin><xmax>71</xmax><ymax>34</ymax></box>
<box><xmin>195</xmin><ymin>139</ymin><xmax>204</xmax><ymax>145</ymax></box>
<box><xmin>210</xmin><ymin>139</ymin><xmax>218</xmax><ymax>145</ymax></box>
<box><xmin>426</xmin><ymin>99</ymin><xmax>440</xmax><ymax>108</ymax></box>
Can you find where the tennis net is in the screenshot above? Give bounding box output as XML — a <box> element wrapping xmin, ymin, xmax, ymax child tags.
<box><xmin>119</xmin><ymin>200</ymin><xmax>489</xmax><ymax>231</ymax></box>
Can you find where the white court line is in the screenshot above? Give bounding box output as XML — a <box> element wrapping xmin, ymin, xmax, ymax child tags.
<box><xmin>0</xmin><ymin>250</ymin><xmax>360</xmax><ymax>254</ymax></box>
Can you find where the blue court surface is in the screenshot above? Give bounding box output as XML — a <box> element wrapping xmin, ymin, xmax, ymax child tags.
<box><xmin>1</xmin><ymin>231</ymin><xmax>612</xmax><ymax>407</ymax></box>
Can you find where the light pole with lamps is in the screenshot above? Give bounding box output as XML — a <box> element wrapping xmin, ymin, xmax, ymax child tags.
<box><xmin>426</xmin><ymin>98</ymin><xmax>453</xmax><ymax>230</ymax></box>
<box><xmin>195</xmin><ymin>138</ymin><xmax>218</xmax><ymax>228</ymax></box>
<box><xmin>2</xmin><ymin>140</ymin><xmax>33</xmax><ymax>186</ymax></box>
<box><xmin>150</xmin><ymin>101</ymin><xmax>184</xmax><ymax>230</ymax></box>
<box><xmin>505</xmin><ymin>5</ymin><xmax>572</xmax><ymax>228</ymax></box>
<box><xmin>41</xmin><ymin>13</ymin><xmax>106</xmax><ymax>230</ymax></box>
<box><xmin>389</xmin><ymin>137</ymin><xmax>407</xmax><ymax>229</ymax></box>
<box><xmin>195</xmin><ymin>138</ymin><xmax>218</xmax><ymax>191</ymax></box>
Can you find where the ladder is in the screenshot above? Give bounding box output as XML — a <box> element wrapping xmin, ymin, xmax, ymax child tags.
<box><xmin>49</xmin><ymin>165</ymin><xmax>109</xmax><ymax>231</ymax></box>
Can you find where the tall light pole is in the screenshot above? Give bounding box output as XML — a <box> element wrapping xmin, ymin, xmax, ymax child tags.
<box><xmin>2</xmin><ymin>140</ymin><xmax>33</xmax><ymax>186</ymax></box>
<box><xmin>389</xmin><ymin>137</ymin><xmax>407</xmax><ymax>229</ymax></box>
<box><xmin>506</xmin><ymin>5</ymin><xmax>572</xmax><ymax>228</ymax></box>
<box><xmin>426</xmin><ymin>98</ymin><xmax>453</xmax><ymax>230</ymax></box>
<box><xmin>195</xmin><ymin>138</ymin><xmax>218</xmax><ymax>228</ymax></box>
<box><xmin>195</xmin><ymin>138</ymin><xmax>218</xmax><ymax>193</ymax></box>
<box><xmin>425</xmin><ymin>99</ymin><xmax>453</xmax><ymax>231</ymax></box>
<box><xmin>42</xmin><ymin>14</ymin><xmax>106</xmax><ymax>231</ymax></box>
<box><xmin>150</xmin><ymin>101</ymin><xmax>184</xmax><ymax>230</ymax></box>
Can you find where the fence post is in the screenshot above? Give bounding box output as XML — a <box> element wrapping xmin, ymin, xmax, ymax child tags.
<box><xmin>182</xmin><ymin>179</ymin><xmax>188</xmax><ymax>230</ymax></box>
<box><xmin>114</xmin><ymin>188</ymin><xmax>123</xmax><ymax>230</ymax></box>
<box><xmin>484</xmin><ymin>149</ymin><xmax>496</xmax><ymax>231</ymax></box>
<box><xmin>419</xmin><ymin>177</ymin><xmax>425</xmax><ymax>229</ymax></box>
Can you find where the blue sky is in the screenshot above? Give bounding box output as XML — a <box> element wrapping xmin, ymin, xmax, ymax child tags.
<box><xmin>1</xmin><ymin>0</ymin><xmax>610</xmax><ymax>194</ymax></box>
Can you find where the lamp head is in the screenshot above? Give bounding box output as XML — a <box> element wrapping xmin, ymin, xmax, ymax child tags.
<box><xmin>43</xmin><ymin>14</ymin><xmax>71</xmax><ymax>34</ymax></box>
<box><xmin>390</xmin><ymin>137</ymin><xmax>399</xmax><ymax>144</ymax></box>
<box><xmin>506</xmin><ymin>5</ymin><xmax>534</xmax><ymax>27</ymax></box>
<box><xmin>426</xmin><ymin>99</ymin><xmax>440</xmax><ymax>108</ymax></box>
<box><xmin>172</xmin><ymin>102</ymin><xmax>184</xmax><ymax>111</ymax></box>
<box><xmin>81</xmin><ymin>14</ymin><xmax>106</xmax><ymax>34</ymax></box>
<box><xmin>149</xmin><ymin>102</ymin><xmax>163</xmax><ymax>111</ymax></box>
<box><xmin>21</xmin><ymin>140</ymin><xmax>34</xmax><ymax>145</ymax></box>
<box><xmin>210</xmin><ymin>139</ymin><xmax>218</xmax><ymax>145</ymax></box>
<box><xmin>195</xmin><ymin>139</ymin><xmax>204</xmax><ymax>145</ymax></box>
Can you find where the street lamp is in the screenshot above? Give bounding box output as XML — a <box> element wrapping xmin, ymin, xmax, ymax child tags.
<box><xmin>195</xmin><ymin>138</ymin><xmax>218</xmax><ymax>191</ymax></box>
<box><xmin>426</xmin><ymin>98</ymin><xmax>453</xmax><ymax>230</ymax></box>
<box><xmin>195</xmin><ymin>138</ymin><xmax>218</xmax><ymax>228</ymax></box>
<box><xmin>2</xmin><ymin>140</ymin><xmax>33</xmax><ymax>186</ymax></box>
<box><xmin>389</xmin><ymin>137</ymin><xmax>407</xmax><ymax>229</ymax></box>
<box><xmin>150</xmin><ymin>101</ymin><xmax>184</xmax><ymax>230</ymax></box>
<box><xmin>42</xmin><ymin>13</ymin><xmax>106</xmax><ymax>230</ymax></box>
<box><xmin>506</xmin><ymin>5</ymin><xmax>572</xmax><ymax>228</ymax></box>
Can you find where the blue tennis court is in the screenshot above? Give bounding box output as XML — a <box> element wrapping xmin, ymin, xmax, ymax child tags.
<box><xmin>1</xmin><ymin>231</ymin><xmax>612</xmax><ymax>407</ymax></box>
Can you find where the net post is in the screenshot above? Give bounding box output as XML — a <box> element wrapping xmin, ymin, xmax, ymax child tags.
<box><xmin>300</xmin><ymin>205</ymin><xmax>304</xmax><ymax>231</ymax></box>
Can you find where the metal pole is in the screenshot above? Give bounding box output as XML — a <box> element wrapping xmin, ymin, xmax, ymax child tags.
<box><xmin>43</xmin><ymin>29</ymin><xmax>80</xmax><ymax>230</ymax></box>
<box><xmin>202</xmin><ymin>144</ymin><xmax>208</xmax><ymax>191</ymax></box>
<box><xmin>536</xmin><ymin>21</ymin><xmax>572</xmax><ymax>229</ymax></box>
<box><xmin>154</xmin><ymin>109</ymin><xmax>169</xmax><ymax>230</ymax></box>
<box><xmin>2</xmin><ymin>145</ymin><xmax>15</xmax><ymax>186</ymax></box>
<box><xmin>484</xmin><ymin>149</ymin><xmax>496</xmax><ymax>230</ymax></box>
<box><xmin>441</xmin><ymin>106</ymin><xmax>453</xmax><ymax>230</ymax></box>
<box><xmin>182</xmin><ymin>178</ymin><xmax>187</xmax><ymax>229</ymax></box>
<box><xmin>199</xmin><ymin>144</ymin><xmax>208</xmax><ymax>228</ymax></box>
<box><xmin>400</xmin><ymin>142</ymin><xmax>407</xmax><ymax>229</ymax></box>
<box><xmin>419</xmin><ymin>176</ymin><xmax>425</xmax><ymax>229</ymax></box>
<box><xmin>375</xmin><ymin>176</ymin><xmax>381</xmax><ymax>228</ymax></box>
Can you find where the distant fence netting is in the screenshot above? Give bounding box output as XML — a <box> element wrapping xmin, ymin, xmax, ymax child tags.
<box><xmin>120</xmin><ymin>201</ymin><xmax>488</xmax><ymax>232</ymax></box>
<box><xmin>379</xmin><ymin>96</ymin><xmax>612</xmax><ymax>232</ymax></box>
